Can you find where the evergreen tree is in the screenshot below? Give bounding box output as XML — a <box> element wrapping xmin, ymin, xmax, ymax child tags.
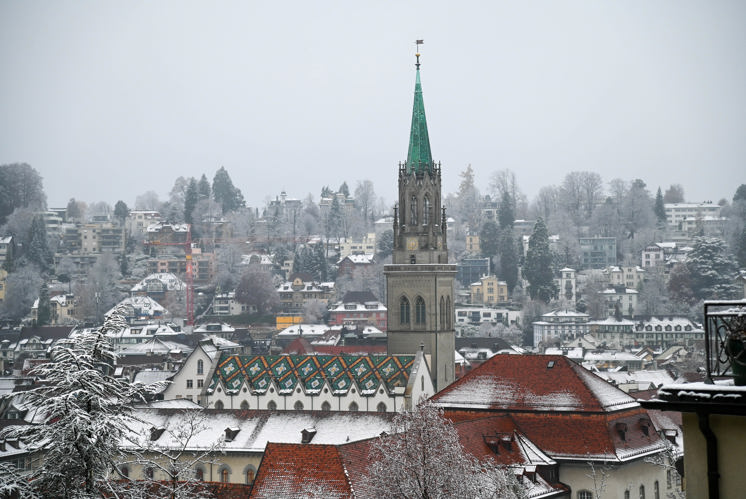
<box><xmin>377</xmin><ymin>229</ymin><xmax>394</xmax><ymax>259</ymax></box>
<box><xmin>654</xmin><ymin>187</ymin><xmax>666</xmax><ymax>225</ymax></box>
<box><xmin>26</xmin><ymin>215</ymin><xmax>53</xmax><ymax>272</ymax></box>
<box><xmin>0</xmin><ymin>163</ymin><xmax>46</xmax><ymax>225</ymax></box>
<box><xmin>498</xmin><ymin>190</ymin><xmax>515</xmax><ymax>229</ymax></box>
<box><xmin>212</xmin><ymin>166</ymin><xmax>245</xmax><ymax>214</ymax></box>
<box><xmin>523</xmin><ymin>218</ymin><xmax>558</xmax><ymax>303</ymax></box>
<box><xmin>36</xmin><ymin>283</ymin><xmax>51</xmax><ymax>326</ymax></box>
<box><xmin>184</xmin><ymin>177</ymin><xmax>199</xmax><ymax>224</ymax></box>
<box><xmin>686</xmin><ymin>236</ymin><xmax>739</xmax><ymax>300</ymax></box>
<box><xmin>479</xmin><ymin>220</ymin><xmax>499</xmax><ymax>257</ymax></box>
<box><xmin>326</xmin><ymin>196</ymin><xmax>344</xmax><ymax>241</ymax></box>
<box><xmin>198</xmin><ymin>173</ymin><xmax>211</xmax><ymax>199</ymax></box>
<box><xmin>338</xmin><ymin>181</ymin><xmax>350</xmax><ymax>198</ymax></box>
<box><xmin>0</xmin><ymin>308</ymin><xmax>163</xmax><ymax>497</ymax></box>
<box><xmin>311</xmin><ymin>242</ymin><xmax>328</xmax><ymax>281</ymax></box>
<box><xmin>499</xmin><ymin>228</ymin><xmax>519</xmax><ymax>293</ymax></box>
<box><xmin>113</xmin><ymin>200</ymin><xmax>129</xmax><ymax>226</ymax></box>
<box><xmin>119</xmin><ymin>252</ymin><xmax>129</xmax><ymax>277</ymax></box>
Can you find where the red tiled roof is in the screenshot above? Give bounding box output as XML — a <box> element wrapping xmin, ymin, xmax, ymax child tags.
<box><xmin>432</xmin><ymin>354</ymin><xmax>638</xmax><ymax>413</ymax></box>
<box><xmin>510</xmin><ymin>408</ymin><xmax>664</xmax><ymax>462</ymax></box>
<box><xmin>250</xmin><ymin>442</ymin><xmax>352</xmax><ymax>498</ymax></box>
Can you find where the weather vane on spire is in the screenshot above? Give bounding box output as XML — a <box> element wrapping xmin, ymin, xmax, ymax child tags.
<box><xmin>415</xmin><ymin>39</ymin><xmax>423</xmax><ymax>69</ymax></box>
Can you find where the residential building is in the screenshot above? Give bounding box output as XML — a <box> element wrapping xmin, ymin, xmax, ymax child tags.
<box><xmin>125</xmin><ymin>210</ymin><xmax>161</xmax><ymax>237</ymax></box>
<box><xmin>338</xmin><ymin>233</ymin><xmax>376</xmax><ymax>260</ymax></box>
<box><xmin>633</xmin><ymin>316</ymin><xmax>704</xmax><ymax>349</ymax></box>
<box><xmin>578</xmin><ymin>236</ymin><xmax>617</xmax><ymax>269</ymax></box>
<box><xmin>328</xmin><ymin>291</ymin><xmax>387</xmax><ymax>330</ymax></box>
<box><xmin>469</xmin><ymin>275</ymin><xmax>508</xmax><ymax>305</ymax></box>
<box><xmin>587</xmin><ymin>317</ymin><xmax>637</xmax><ymax>349</ymax></box>
<box><xmin>533</xmin><ymin>310</ymin><xmax>590</xmax><ymax>347</ymax></box>
<box><xmin>641</xmin><ymin>243</ymin><xmax>665</xmax><ymax>268</ymax></box>
<box><xmin>79</xmin><ymin>223</ymin><xmax>125</xmax><ymax>254</ymax></box>
<box><xmin>49</xmin><ymin>294</ymin><xmax>76</xmax><ymax>325</ymax></box>
<box><xmin>384</xmin><ymin>55</ymin><xmax>456</xmax><ymax>392</ymax></box>
<box><xmin>212</xmin><ymin>292</ymin><xmax>252</xmax><ymax>316</ymax></box>
<box><xmin>0</xmin><ymin>236</ymin><xmax>14</xmax><ymax>268</ymax></box>
<box><xmin>664</xmin><ymin>202</ymin><xmax>721</xmax><ymax>228</ymax></box>
<box><xmin>147</xmin><ymin>250</ymin><xmax>214</xmax><ymax>283</ymax></box>
<box><xmin>0</xmin><ymin>268</ymin><xmax>7</xmax><ymax>304</ymax></box>
<box><xmin>106</xmin><ymin>296</ymin><xmax>167</xmax><ymax>323</ymax></box>
<box><xmin>277</xmin><ymin>275</ymin><xmax>335</xmax><ymax>315</ymax></box>
<box><xmin>454</xmin><ymin>307</ymin><xmax>521</xmax><ymax>326</ymax></box>
<box><xmin>337</xmin><ymin>253</ymin><xmax>375</xmax><ymax>279</ymax></box>
<box><xmin>603</xmin><ymin>265</ymin><xmax>645</xmax><ymax>289</ymax></box>
<box><xmin>599</xmin><ymin>287</ymin><xmax>639</xmax><ymax>318</ymax></box>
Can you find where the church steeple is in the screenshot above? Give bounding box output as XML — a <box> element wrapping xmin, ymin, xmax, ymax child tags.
<box><xmin>406</xmin><ymin>52</ymin><xmax>433</xmax><ymax>175</ymax></box>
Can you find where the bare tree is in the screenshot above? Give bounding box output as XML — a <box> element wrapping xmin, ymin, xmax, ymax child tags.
<box><xmin>114</xmin><ymin>409</ymin><xmax>223</xmax><ymax>499</ymax></box>
<box><xmin>362</xmin><ymin>401</ymin><xmax>525</xmax><ymax>499</ymax></box>
<box><xmin>234</xmin><ymin>266</ymin><xmax>280</xmax><ymax>315</ymax></box>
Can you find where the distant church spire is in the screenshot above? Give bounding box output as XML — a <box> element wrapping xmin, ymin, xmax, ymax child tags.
<box><xmin>406</xmin><ymin>44</ymin><xmax>433</xmax><ymax>175</ymax></box>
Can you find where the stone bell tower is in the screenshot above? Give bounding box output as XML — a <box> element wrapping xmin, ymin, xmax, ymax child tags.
<box><xmin>385</xmin><ymin>49</ymin><xmax>456</xmax><ymax>392</ymax></box>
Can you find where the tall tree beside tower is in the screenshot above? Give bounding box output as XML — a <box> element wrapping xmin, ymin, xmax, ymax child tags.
<box><xmin>524</xmin><ymin>218</ymin><xmax>557</xmax><ymax>303</ymax></box>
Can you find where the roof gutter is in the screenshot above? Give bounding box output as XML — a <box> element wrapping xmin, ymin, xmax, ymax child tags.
<box><xmin>697</xmin><ymin>412</ymin><xmax>719</xmax><ymax>499</ymax></box>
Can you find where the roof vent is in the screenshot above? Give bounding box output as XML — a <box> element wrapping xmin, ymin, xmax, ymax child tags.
<box><xmin>483</xmin><ymin>435</ymin><xmax>500</xmax><ymax>454</ymax></box>
<box><xmin>224</xmin><ymin>427</ymin><xmax>240</xmax><ymax>442</ymax></box>
<box><xmin>664</xmin><ymin>429</ymin><xmax>678</xmax><ymax>444</ymax></box>
<box><xmin>638</xmin><ymin>418</ymin><xmax>652</xmax><ymax>437</ymax></box>
<box><xmin>150</xmin><ymin>426</ymin><xmax>166</xmax><ymax>441</ymax></box>
<box><xmin>301</xmin><ymin>427</ymin><xmax>317</xmax><ymax>444</ymax></box>
<box><xmin>547</xmin><ymin>361</ymin><xmax>555</xmax><ymax>369</ymax></box>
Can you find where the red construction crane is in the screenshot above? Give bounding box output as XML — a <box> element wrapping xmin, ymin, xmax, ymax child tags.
<box><xmin>145</xmin><ymin>225</ymin><xmax>195</xmax><ymax>326</ymax></box>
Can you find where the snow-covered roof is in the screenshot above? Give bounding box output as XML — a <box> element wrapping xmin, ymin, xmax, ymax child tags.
<box><xmin>596</xmin><ymin>370</ymin><xmax>675</xmax><ymax>389</ymax></box>
<box><xmin>146</xmin><ymin>222</ymin><xmax>189</xmax><ymax>232</ymax></box>
<box><xmin>121</xmin><ymin>408</ymin><xmax>395</xmax><ymax>453</ymax></box>
<box><xmin>338</xmin><ymin>253</ymin><xmax>375</xmax><ymax>265</ymax></box>
<box><xmin>131</xmin><ymin>273</ymin><xmax>186</xmax><ymax>292</ymax></box>
<box><xmin>599</xmin><ymin>288</ymin><xmax>638</xmax><ymax>295</ymax></box>
<box><xmin>277</xmin><ymin>324</ymin><xmax>330</xmax><ymax>337</ymax></box>
<box><xmin>105</xmin><ymin>295</ymin><xmax>167</xmax><ymax>318</ymax></box>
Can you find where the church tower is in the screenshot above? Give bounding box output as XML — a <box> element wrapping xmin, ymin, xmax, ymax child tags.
<box><xmin>385</xmin><ymin>50</ymin><xmax>456</xmax><ymax>392</ymax></box>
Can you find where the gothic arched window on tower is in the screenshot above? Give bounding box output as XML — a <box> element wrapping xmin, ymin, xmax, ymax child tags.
<box><xmin>400</xmin><ymin>297</ymin><xmax>411</xmax><ymax>325</ymax></box>
<box><xmin>423</xmin><ymin>195</ymin><xmax>430</xmax><ymax>225</ymax></box>
<box><xmin>410</xmin><ymin>195</ymin><xmax>418</xmax><ymax>226</ymax></box>
<box><xmin>440</xmin><ymin>296</ymin><xmax>446</xmax><ymax>330</ymax></box>
<box><xmin>415</xmin><ymin>296</ymin><xmax>426</xmax><ymax>325</ymax></box>
<box><xmin>446</xmin><ymin>296</ymin><xmax>452</xmax><ymax>329</ymax></box>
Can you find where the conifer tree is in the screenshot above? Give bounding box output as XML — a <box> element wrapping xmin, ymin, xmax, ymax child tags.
<box><xmin>26</xmin><ymin>215</ymin><xmax>53</xmax><ymax>272</ymax></box>
<box><xmin>36</xmin><ymin>283</ymin><xmax>51</xmax><ymax>326</ymax></box>
<box><xmin>654</xmin><ymin>187</ymin><xmax>666</xmax><ymax>225</ymax></box>
<box><xmin>184</xmin><ymin>177</ymin><xmax>199</xmax><ymax>224</ymax></box>
<box><xmin>524</xmin><ymin>218</ymin><xmax>558</xmax><ymax>303</ymax></box>
<box><xmin>499</xmin><ymin>228</ymin><xmax>519</xmax><ymax>293</ymax></box>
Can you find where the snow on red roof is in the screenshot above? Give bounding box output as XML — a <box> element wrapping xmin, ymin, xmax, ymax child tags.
<box><xmin>251</xmin><ymin>442</ymin><xmax>352</xmax><ymax>498</ymax></box>
<box><xmin>432</xmin><ymin>355</ymin><xmax>638</xmax><ymax>412</ymax></box>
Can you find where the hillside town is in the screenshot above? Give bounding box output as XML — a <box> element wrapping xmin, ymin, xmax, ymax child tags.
<box><xmin>2</xmin><ymin>37</ymin><xmax>746</xmax><ymax>499</ymax></box>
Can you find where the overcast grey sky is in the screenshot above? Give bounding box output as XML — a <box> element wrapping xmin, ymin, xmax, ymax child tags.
<box><xmin>1</xmin><ymin>1</ymin><xmax>744</xmax><ymax>210</ymax></box>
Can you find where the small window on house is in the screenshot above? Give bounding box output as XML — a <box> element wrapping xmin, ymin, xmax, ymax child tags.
<box><xmin>349</xmin><ymin>402</ymin><xmax>359</xmax><ymax>412</ymax></box>
<box><xmin>421</xmin><ymin>376</ymin><xmax>424</xmax><ymax>391</ymax></box>
<box><xmin>195</xmin><ymin>466</ymin><xmax>205</xmax><ymax>481</ymax></box>
<box><xmin>400</xmin><ymin>297</ymin><xmax>411</xmax><ymax>325</ymax></box>
<box><xmin>240</xmin><ymin>400</ymin><xmax>249</xmax><ymax>410</ymax></box>
<box><xmin>214</xmin><ymin>400</ymin><xmax>224</xmax><ymax>410</ymax></box>
<box><xmin>294</xmin><ymin>400</ymin><xmax>304</xmax><ymax>411</ymax></box>
<box><xmin>654</xmin><ymin>481</ymin><xmax>659</xmax><ymax>499</ymax></box>
<box><xmin>625</xmin><ymin>491</ymin><xmax>630</xmax><ymax>499</ymax></box>
<box><xmin>639</xmin><ymin>485</ymin><xmax>645</xmax><ymax>499</ymax></box>
<box><xmin>321</xmin><ymin>401</ymin><xmax>331</xmax><ymax>411</ymax></box>
<box><xmin>197</xmin><ymin>359</ymin><xmax>204</xmax><ymax>375</ymax></box>
<box><xmin>577</xmin><ymin>491</ymin><xmax>593</xmax><ymax>499</ymax></box>
<box><xmin>145</xmin><ymin>467</ymin><xmax>154</xmax><ymax>479</ymax></box>
<box><xmin>245</xmin><ymin>465</ymin><xmax>256</xmax><ymax>484</ymax></box>
<box><xmin>267</xmin><ymin>401</ymin><xmax>277</xmax><ymax>411</ymax></box>
<box><xmin>219</xmin><ymin>466</ymin><xmax>231</xmax><ymax>483</ymax></box>
<box><xmin>377</xmin><ymin>402</ymin><xmax>387</xmax><ymax>412</ymax></box>
<box><xmin>120</xmin><ymin>466</ymin><xmax>129</xmax><ymax>478</ymax></box>
<box><xmin>186</xmin><ymin>379</ymin><xmax>193</xmax><ymax>389</ymax></box>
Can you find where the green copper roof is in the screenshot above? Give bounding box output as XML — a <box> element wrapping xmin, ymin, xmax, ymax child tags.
<box><xmin>406</xmin><ymin>68</ymin><xmax>433</xmax><ymax>174</ymax></box>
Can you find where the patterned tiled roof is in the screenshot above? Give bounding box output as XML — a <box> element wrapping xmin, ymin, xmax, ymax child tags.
<box><xmin>208</xmin><ymin>354</ymin><xmax>415</xmax><ymax>396</ymax></box>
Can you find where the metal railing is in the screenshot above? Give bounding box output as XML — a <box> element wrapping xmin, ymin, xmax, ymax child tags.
<box><xmin>703</xmin><ymin>300</ymin><xmax>746</xmax><ymax>384</ymax></box>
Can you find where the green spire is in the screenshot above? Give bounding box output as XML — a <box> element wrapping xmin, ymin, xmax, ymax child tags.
<box><xmin>406</xmin><ymin>55</ymin><xmax>433</xmax><ymax>174</ymax></box>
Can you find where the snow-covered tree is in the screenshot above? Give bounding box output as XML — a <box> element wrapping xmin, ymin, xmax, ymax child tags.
<box><xmin>363</xmin><ymin>401</ymin><xmax>525</xmax><ymax>499</ymax></box>
<box><xmin>0</xmin><ymin>308</ymin><xmax>164</xmax><ymax>498</ymax></box>
<box><xmin>686</xmin><ymin>236</ymin><xmax>740</xmax><ymax>300</ymax></box>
